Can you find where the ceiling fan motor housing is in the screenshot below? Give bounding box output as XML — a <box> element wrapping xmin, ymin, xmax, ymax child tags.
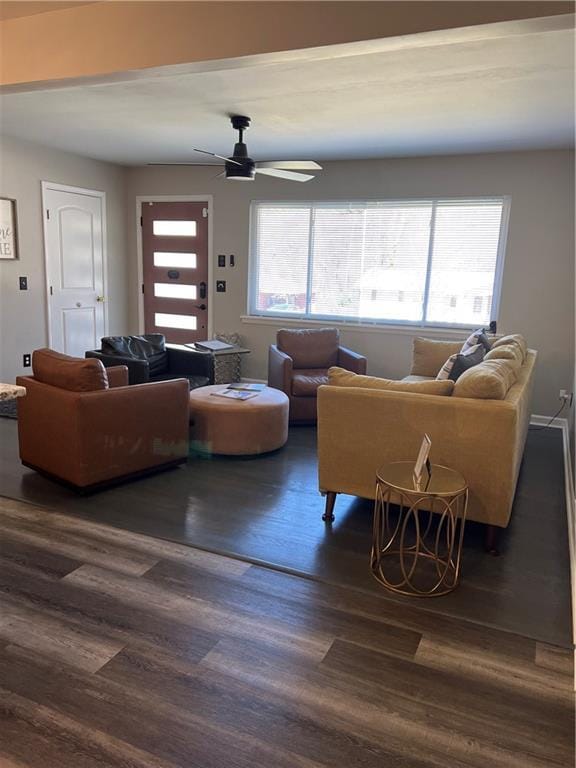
<box><xmin>227</xmin><ymin>116</ymin><xmax>255</xmax><ymax>179</ymax></box>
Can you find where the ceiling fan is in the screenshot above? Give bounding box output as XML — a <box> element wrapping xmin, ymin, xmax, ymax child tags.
<box><xmin>150</xmin><ymin>115</ymin><xmax>322</xmax><ymax>182</ymax></box>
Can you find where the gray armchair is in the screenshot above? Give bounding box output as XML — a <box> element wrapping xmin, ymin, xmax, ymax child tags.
<box><xmin>268</xmin><ymin>328</ymin><xmax>367</xmax><ymax>423</ymax></box>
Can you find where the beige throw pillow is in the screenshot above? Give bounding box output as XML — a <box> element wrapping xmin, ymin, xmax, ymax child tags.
<box><xmin>485</xmin><ymin>343</ymin><xmax>523</xmax><ymax>365</ymax></box>
<box><xmin>328</xmin><ymin>367</ymin><xmax>454</xmax><ymax>396</ymax></box>
<box><xmin>453</xmin><ymin>359</ymin><xmax>518</xmax><ymax>400</ymax></box>
<box><xmin>410</xmin><ymin>338</ymin><xmax>465</xmax><ymax>377</ymax></box>
<box><xmin>491</xmin><ymin>334</ymin><xmax>527</xmax><ymax>362</ymax></box>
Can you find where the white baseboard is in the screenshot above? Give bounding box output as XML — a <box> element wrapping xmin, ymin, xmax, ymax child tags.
<box><xmin>530</xmin><ymin>414</ymin><xmax>568</xmax><ymax>429</ymax></box>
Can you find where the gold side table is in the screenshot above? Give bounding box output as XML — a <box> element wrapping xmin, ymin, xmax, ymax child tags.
<box><xmin>371</xmin><ymin>461</ymin><xmax>468</xmax><ymax>597</ymax></box>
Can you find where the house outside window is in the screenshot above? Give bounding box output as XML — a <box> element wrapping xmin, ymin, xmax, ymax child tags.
<box><xmin>249</xmin><ymin>198</ymin><xmax>509</xmax><ymax>328</ymax></box>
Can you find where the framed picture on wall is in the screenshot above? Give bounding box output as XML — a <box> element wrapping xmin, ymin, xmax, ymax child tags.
<box><xmin>0</xmin><ymin>198</ymin><xmax>18</xmax><ymax>260</ymax></box>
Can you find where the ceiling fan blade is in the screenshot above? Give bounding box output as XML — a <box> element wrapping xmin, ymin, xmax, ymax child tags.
<box><xmin>192</xmin><ymin>148</ymin><xmax>242</xmax><ymax>166</ymax></box>
<box><xmin>147</xmin><ymin>163</ymin><xmax>223</xmax><ymax>167</ymax></box>
<box><xmin>256</xmin><ymin>161</ymin><xmax>322</xmax><ymax>170</ymax></box>
<box><xmin>255</xmin><ymin>168</ymin><xmax>315</xmax><ymax>182</ymax></box>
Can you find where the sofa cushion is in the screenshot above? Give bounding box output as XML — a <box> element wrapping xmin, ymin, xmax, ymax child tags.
<box><xmin>410</xmin><ymin>337</ymin><xmax>464</xmax><ymax>377</ymax></box>
<box><xmin>328</xmin><ymin>367</ymin><xmax>454</xmax><ymax>396</ymax></box>
<box><xmin>277</xmin><ymin>328</ymin><xmax>339</xmax><ymax>369</ymax></box>
<box><xmin>33</xmin><ymin>348</ymin><xmax>109</xmax><ymax>392</ymax></box>
<box><xmin>436</xmin><ymin>344</ymin><xmax>485</xmax><ymax>382</ymax></box>
<box><xmin>402</xmin><ymin>375</ymin><xmax>434</xmax><ymax>383</ymax></box>
<box><xmin>292</xmin><ymin>369</ymin><xmax>329</xmax><ymax>397</ymax></box>
<box><xmin>485</xmin><ymin>343</ymin><xmax>524</xmax><ymax>365</ymax></box>
<box><xmin>491</xmin><ymin>334</ymin><xmax>527</xmax><ymax>362</ymax></box>
<box><xmin>453</xmin><ymin>359</ymin><xmax>518</xmax><ymax>400</ymax></box>
<box><xmin>101</xmin><ymin>334</ymin><xmax>168</xmax><ymax>375</ymax></box>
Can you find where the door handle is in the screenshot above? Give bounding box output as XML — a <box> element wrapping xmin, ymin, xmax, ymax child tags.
<box><xmin>193</xmin><ymin>304</ymin><xmax>207</xmax><ymax>311</ymax></box>
<box><xmin>199</xmin><ymin>282</ymin><xmax>207</xmax><ymax>299</ymax></box>
<box><xmin>96</xmin><ymin>295</ymin><xmax>105</xmax><ymax>302</ymax></box>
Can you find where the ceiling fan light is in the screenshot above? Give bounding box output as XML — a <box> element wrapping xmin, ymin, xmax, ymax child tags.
<box><xmin>225</xmin><ymin>158</ymin><xmax>255</xmax><ymax>181</ymax></box>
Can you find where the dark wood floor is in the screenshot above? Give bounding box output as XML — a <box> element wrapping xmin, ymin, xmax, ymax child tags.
<box><xmin>0</xmin><ymin>496</ymin><xmax>573</xmax><ymax>768</ymax></box>
<box><xmin>0</xmin><ymin>419</ymin><xmax>571</xmax><ymax>646</ymax></box>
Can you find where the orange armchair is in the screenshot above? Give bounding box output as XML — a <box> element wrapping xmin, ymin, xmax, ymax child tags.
<box><xmin>17</xmin><ymin>349</ymin><xmax>190</xmax><ymax>491</ymax></box>
<box><xmin>268</xmin><ymin>328</ymin><xmax>367</xmax><ymax>423</ymax></box>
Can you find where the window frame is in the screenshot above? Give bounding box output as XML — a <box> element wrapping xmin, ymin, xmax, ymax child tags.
<box><xmin>248</xmin><ymin>196</ymin><xmax>510</xmax><ymax>331</ymax></box>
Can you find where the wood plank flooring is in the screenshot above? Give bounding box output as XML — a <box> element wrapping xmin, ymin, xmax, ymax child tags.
<box><xmin>0</xmin><ymin>419</ymin><xmax>570</xmax><ymax>646</ymax></box>
<box><xmin>0</xmin><ymin>496</ymin><xmax>573</xmax><ymax>768</ymax></box>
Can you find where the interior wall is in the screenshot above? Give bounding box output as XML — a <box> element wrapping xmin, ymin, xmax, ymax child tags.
<box><xmin>0</xmin><ymin>134</ymin><xmax>128</xmax><ymax>383</ymax></box>
<box><xmin>126</xmin><ymin>149</ymin><xmax>574</xmax><ymax>418</ymax></box>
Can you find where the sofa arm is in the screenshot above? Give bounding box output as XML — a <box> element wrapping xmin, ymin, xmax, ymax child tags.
<box><xmin>338</xmin><ymin>346</ymin><xmax>367</xmax><ymax>374</ymax></box>
<box><xmin>268</xmin><ymin>345</ymin><xmax>293</xmax><ymax>394</ymax></box>
<box><xmin>317</xmin><ymin>385</ymin><xmax>519</xmax><ymax>528</ymax></box>
<box><xmin>86</xmin><ymin>351</ymin><xmax>149</xmax><ymax>384</ymax></box>
<box><xmin>166</xmin><ymin>346</ymin><xmax>214</xmax><ymax>382</ymax></box>
<box><xmin>106</xmin><ymin>366</ymin><xmax>129</xmax><ymax>388</ymax></box>
<box><xmin>76</xmin><ymin>379</ymin><xmax>190</xmax><ymax>486</ymax></box>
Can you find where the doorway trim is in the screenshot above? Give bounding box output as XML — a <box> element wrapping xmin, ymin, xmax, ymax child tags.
<box><xmin>41</xmin><ymin>181</ymin><xmax>108</xmax><ymax>347</ymax></box>
<box><xmin>135</xmin><ymin>195</ymin><xmax>214</xmax><ymax>340</ymax></box>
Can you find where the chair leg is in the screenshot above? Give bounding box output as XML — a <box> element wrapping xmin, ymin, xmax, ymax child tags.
<box><xmin>322</xmin><ymin>492</ymin><xmax>337</xmax><ymax>523</ymax></box>
<box><xmin>484</xmin><ymin>524</ymin><xmax>500</xmax><ymax>556</ymax></box>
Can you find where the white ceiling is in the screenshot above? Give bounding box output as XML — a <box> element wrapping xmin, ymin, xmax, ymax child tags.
<box><xmin>0</xmin><ymin>15</ymin><xmax>573</xmax><ymax>165</ymax></box>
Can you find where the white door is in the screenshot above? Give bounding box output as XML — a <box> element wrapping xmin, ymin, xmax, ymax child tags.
<box><xmin>43</xmin><ymin>184</ymin><xmax>106</xmax><ymax>357</ymax></box>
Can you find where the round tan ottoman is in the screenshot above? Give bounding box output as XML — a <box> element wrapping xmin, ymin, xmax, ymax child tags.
<box><xmin>189</xmin><ymin>385</ymin><xmax>289</xmax><ymax>455</ymax></box>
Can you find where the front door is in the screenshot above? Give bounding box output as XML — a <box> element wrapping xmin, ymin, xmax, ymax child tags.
<box><xmin>141</xmin><ymin>201</ymin><xmax>209</xmax><ymax>343</ymax></box>
<box><xmin>43</xmin><ymin>184</ymin><xmax>105</xmax><ymax>357</ymax></box>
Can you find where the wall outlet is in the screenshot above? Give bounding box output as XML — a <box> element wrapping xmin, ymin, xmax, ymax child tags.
<box><xmin>23</xmin><ymin>353</ymin><xmax>31</xmax><ymax>368</ymax></box>
<box><xmin>559</xmin><ymin>389</ymin><xmax>573</xmax><ymax>407</ymax></box>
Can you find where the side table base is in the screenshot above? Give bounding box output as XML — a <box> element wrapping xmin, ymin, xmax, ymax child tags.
<box><xmin>370</xmin><ymin>484</ymin><xmax>468</xmax><ymax>597</ymax></box>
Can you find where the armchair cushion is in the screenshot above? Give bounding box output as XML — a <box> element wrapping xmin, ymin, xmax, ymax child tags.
<box><xmin>101</xmin><ymin>334</ymin><xmax>168</xmax><ymax>376</ymax></box>
<box><xmin>292</xmin><ymin>369</ymin><xmax>329</xmax><ymax>397</ymax></box>
<box><xmin>33</xmin><ymin>349</ymin><xmax>109</xmax><ymax>392</ymax></box>
<box><xmin>277</xmin><ymin>328</ymin><xmax>339</xmax><ymax>369</ymax></box>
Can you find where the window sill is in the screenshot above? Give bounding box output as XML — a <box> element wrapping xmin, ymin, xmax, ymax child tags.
<box><xmin>240</xmin><ymin>315</ymin><xmax>477</xmax><ymax>338</ymax></box>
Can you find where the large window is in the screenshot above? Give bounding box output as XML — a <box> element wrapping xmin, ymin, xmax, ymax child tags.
<box><xmin>249</xmin><ymin>198</ymin><xmax>508</xmax><ymax>328</ymax></box>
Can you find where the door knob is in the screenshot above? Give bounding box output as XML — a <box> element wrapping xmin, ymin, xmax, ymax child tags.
<box><xmin>96</xmin><ymin>295</ymin><xmax>105</xmax><ymax>302</ymax></box>
<box><xmin>193</xmin><ymin>304</ymin><xmax>207</xmax><ymax>311</ymax></box>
